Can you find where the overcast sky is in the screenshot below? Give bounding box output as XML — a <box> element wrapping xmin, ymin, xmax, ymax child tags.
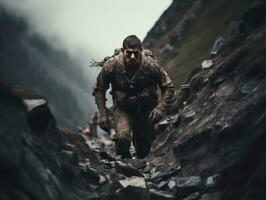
<box><xmin>0</xmin><ymin>0</ymin><xmax>172</xmax><ymax>61</ymax></box>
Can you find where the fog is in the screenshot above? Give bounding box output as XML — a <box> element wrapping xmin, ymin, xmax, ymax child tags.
<box><xmin>0</xmin><ymin>0</ymin><xmax>171</xmax><ymax>59</ymax></box>
<box><xmin>0</xmin><ymin>0</ymin><xmax>171</xmax><ymax>127</ymax></box>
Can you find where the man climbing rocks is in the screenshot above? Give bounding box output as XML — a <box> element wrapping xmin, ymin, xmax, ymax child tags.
<box><xmin>92</xmin><ymin>35</ymin><xmax>175</xmax><ymax>158</ymax></box>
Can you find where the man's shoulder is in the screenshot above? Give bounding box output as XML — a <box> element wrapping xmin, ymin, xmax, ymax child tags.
<box><xmin>102</xmin><ymin>56</ymin><xmax>118</xmax><ymax>72</ymax></box>
<box><xmin>142</xmin><ymin>55</ymin><xmax>161</xmax><ymax>72</ymax></box>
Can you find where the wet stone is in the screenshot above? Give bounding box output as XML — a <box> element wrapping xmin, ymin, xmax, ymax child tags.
<box><xmin>150</xmin><ymin>171</ymin><xmax>161</xmax><ymax>180</ymax></box>
<box><xmin>183</xmin><ymin>192</ymin><xmax>200</xmax><ymax>200</ymax></box>
<box><xmin>201</xmin><ymin>59</ymin><xmax>213</xmax><ymax>69</ymax></box>
<box><xmin>205</xmin><ymin>174</ymin><xmax>220</xmax><ymax>188</ymax></box>
<box><xmin>157</xmin><ymin>181</ymin><xmax>168</xmax><ymax>189</ymax></box>
<box><xmin>99</xmin><ymin>181</ymin><xmax>123</xmax><ymax>196</ymax></box>
<box><xmin>168</xmin><ymin>180</ymin><xmax>176</xmax><ymax>189</ymax></box>
<box><xmin>239</xmin><ymin>83</ymin><xmax>258</xmax><ymax>95</ymax></box>
<box><xmin>210</xmin><ymin>36</ymin><xmax>226</xmax><ymax>56</ymax></box>
<box><xmin>147</xmin><ymin>181</ymin><xmax>157</xmax><ymax>189</ymax></box>
<box><xmin>158</xmin><ymin>114</ymin><xmax>180</xmax><ymax>128</ymax></box>
<box><xmin>181</xmin><ymin>84</ymin><xmax>191</xmax><ymax>90</ymax></box>
<box><xmin>62</xmin><ymin>142</ymin><xmax>76</xmax><ymax>151</ymax></box>
<box><xmin>143</xmin><ymin>173</ymin><xmax>150</xmax><ymax>179</ymax></box>
<box><xmin>79</xmin><ymin>162</ymin><xmax>100</xmax><ymax>184</ymax></box>
<box><xmin>115</xmin><ymin>161</ymin><xmax>143</xmax><ymax>177</ymax></box>
<box><xmin>143</xmin><ymin>162</ymin><xmax>155</xmax><ymax>173</ymax></box>
<box><xmin>149</xmin><ymin>189</ymin><xmax>174</xmax><ymax>200</ymax></box>
<box><xmin>151</xmin><ymin>168</ymin><xmax>180</xmax><ymax>181</ymax></box>
<box><xmin>61</xmin><ymin>150</ymin><xmax>78</xmax><ymax>165</ymax></box>
<box><xmin>99</xmin><ymin>151</ymin><xmax>116</xmax><ymax>161</ymax></box>
<box><xmin>184</xmin><ymin>112</ymin><xmax>196</xmax><ymax>123</ymax></box>
<box><xmin>115</xmin><ymin>186</ymin><xmax>150</xmax><ymax>200</ymax></box>
<box><xmin>176</xmin><ymin>176</ymin><xmax>202</xmax><ymax>188</ymax></box>
<box><xmin>99</xmin><ymin>175</ymin><xmax>107</xmax><ymax>185</ymax></box>
<box><xmin>119</xmin><ymin>176</ymin><xmax>146</xmax><ymax>189</ymax></box>
<box><xmin>129</xmin><ymin>159</ymin><xmax>146</xmax><ymax>170</ymax></box>
<box><xmin>23</xmin><ymin>99</ymin><xmax>47</xmax><ymax>111</ymax></box>
<box><xmin>200</xmin><ymin>192</ymin><xmax>220</xmax><ymax>200</ymax></box>
<box><xmin>175</xmin><ymin>176</ymin><xmax>202</xmax><ymax>199</ymax></box>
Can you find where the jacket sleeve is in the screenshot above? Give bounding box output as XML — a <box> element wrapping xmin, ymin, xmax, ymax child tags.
<box><xmin>154</xmin><ymin>65</ymin><xmax>175</xmax><ymax>113</ymax></box>
<box><xmin>92</xmin><ymin>60</ymin><xmax>113</xmax><ymax>116</ymax></box>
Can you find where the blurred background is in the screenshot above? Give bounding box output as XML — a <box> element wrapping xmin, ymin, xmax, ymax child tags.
<box><xmin>0</xmin><ymin>0</ymin><xmax>171</xmax><ymax>127</ymax></box>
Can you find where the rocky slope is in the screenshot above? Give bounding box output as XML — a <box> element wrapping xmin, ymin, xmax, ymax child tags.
<box><xmin>143</xmin><ymin>0</ymin><xmax>254</xmax><ymax>86</ymax></box>
<box><xmin>0</xmin><ymin>6</ymin><xmax>93</xmax><ymax>127</ymax></box>
<box><xmin>0</xmin><ymin>1</ymin><xmax>266</xmax><ymax>200</ymax></box>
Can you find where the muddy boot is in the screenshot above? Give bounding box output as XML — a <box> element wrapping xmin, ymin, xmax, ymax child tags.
<box><xmin>115</xmin><ymin>138</ymin><xmax>131</xmax><ymax>158</ymax></box>
<box><xmin>135</xmin><ymin>142</ymin><xmax>151</xmax><ymax>159</ymax></box>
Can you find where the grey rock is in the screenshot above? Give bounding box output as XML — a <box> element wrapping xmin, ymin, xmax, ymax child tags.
<box><xmin>200</xmin><ymin>192</ymin><xmax>220</xmax><ymax>200</ymax></box>
<box><xmin>183</xmin><ymin>192</ymin><xmax>200</xmax><ymax>200</ymax></box>
<box><xmin>201</xmin><ymin>59</ymin><xmax>213</xmax><ymax>69</ymax></box>
<box><xmin>168</xmin><ymin>180</ymin><xmax>176</xmax><ymax>189</ymax></box>
<box><xmin>119</xmin><ymin>176</ymin><xmax>146</xmax><ymax>189</ymax></box>
<box><xmin>185</xmin><ymin>111</ymin><xmax>196</xmax><ymax>123</ymax></box>
<box><xmin>61</xmin><ymin>150</ymin><xmax>78</xmax><ymax>164</ymax></box>
<box><xmin>239</xmin><ymin>83</ymin><xmax>258</xmax><ymax>95</ymax></box>
<box><xmin>129</xmin><ymin>159</ymin><xmax>146</xmax><ymax>169</ymax></box>
<box><xmin>158</xmin><ymin>115</ymin><xmax>179</xmax><ymax>127</ymax></box>
<box><xmin>147</xmin><ymin>181</ymin><xmax>157</xmax><ymax>189</ymax></box>
<box><xmin>150</xmin><ymin>171</ymin><xmax>161</xmax><ymax>180</ymax></box>
<box><xmin>62</xmin><ymin>142</ymin><xmax>76</xmax><ymax>151</ymax></box>
<box><xmin>210</xmin><ymin>36</ymin><xmax>226</xmax><ymax>55</ymax></box>
<box><xmin>115</xmin><ymin>161</ymin><xmax>143</xmax><ymax>177</ymax></box>
<box><xmin>99</xmin><ymin>175</ymin><xmax>107</xmax><ymax>185</ymax></box>
<box><xmin>157</xmin><ymin>181</ymin><xmax>168</xmax><ymax>189</ymax></box>
<box><xmin>143</xmin><ymin>162</ymin><xmax>155</xmax><ymax>173</ymax></box>
<box><xmin>181</xmin><ymin>84</ymin><xmax>191</xmax><ymax>90</ymax></box>
<box><xmin>99</xmin><ymin>151</ymin><xmax>116</xmax><ymax>161</ymax></box>
<box><xmin>99</xmin><ymin>181</ymin><xmax>123</xmax><ymax>196</ymax></box>
<box><xmin>149</xmin><ymin>189</ymin><xmax>174</xmax><ymax>200</ymax></box>
<box><xmin>116</xmin><ymin>186</ymin><xmax>150</xmax><ymax>200</ymax></box>
<box><xmin>175</xmin><ymin>176</ymin><xmax>202</xmax><ymax>199</ymax></box>
<box><xmin>205</xmin><ymin>174</ymin><xmax>220</xmax><ymax>188</ymax></box>
<box><xmin>23</xmin><ymin>99</ymin><xmax>47</xmax><ymax>111</ymax></box>
<box><xmin>151</xmin><ymin>168</ymin><xmax>181</xmax><ymax>181</ymax></box>
<box><xmin>176</xmin><ymin>176</ymin><xmax>202</xmax><ymax>187</ymax></box>
<box><xmin>143</xmin><ymin>173</ymin><xmax>150</xmax><ymax>179</ymax></box>
<box><xmin>79</xmin><ymin>161</ymin><xmax>100</xmax><ymax>184</ymax></box>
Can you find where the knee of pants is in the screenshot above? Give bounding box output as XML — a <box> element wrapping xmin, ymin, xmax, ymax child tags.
<box><xmin>116</xmin><ymin>130</ymin><xmax>131</xmax><ymax>142</ymax></box>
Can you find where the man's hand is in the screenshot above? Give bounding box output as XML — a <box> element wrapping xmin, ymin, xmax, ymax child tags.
<box><xmin>99</xmin><ymin>114</ymin><xmax>110</xmax><ymax>132</ymax></box>
<box><xmin>149</xmin><ymin>108</ymin><xmax>163</xmax><ymax>124</ymax></box>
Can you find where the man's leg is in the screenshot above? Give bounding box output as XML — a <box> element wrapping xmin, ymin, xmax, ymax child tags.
<box><xmin>132</xmin><ymin>113</ymin><xmax>155</xmax><ymax>158</ymax></box>
<box><xmin>113</xmin><ymin>107</ymin><xmax>132</xmax><ymax>158</ymax></box>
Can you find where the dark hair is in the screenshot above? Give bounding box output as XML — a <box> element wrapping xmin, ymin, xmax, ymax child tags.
<box><xmin>122</xmin><ymin>35</ymin><xmax>142</xmax><ymax>49</ymax></box>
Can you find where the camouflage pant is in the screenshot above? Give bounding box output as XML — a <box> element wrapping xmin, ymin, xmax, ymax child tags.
<box><xmin>113</xmin><ymin>106</ymin><xmax>155</xmax><ymax>158</ymax></box>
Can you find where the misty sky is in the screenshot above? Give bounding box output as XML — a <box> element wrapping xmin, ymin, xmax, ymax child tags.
<box><xmin>0</xmin><ymin>0</ymin><xmax>172</xmax><ymax>119</ymax></box>
<box><xmin>0</xmin><ymin>0</ymin><xmax>171</xmax><ymax>61</ymax></box>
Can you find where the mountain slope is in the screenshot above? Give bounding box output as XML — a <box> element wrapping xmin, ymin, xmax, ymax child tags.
<box><xmin>0</xmin><ymin>7</ymin><xmax>93</xmax><ymax>127</ymax></box>
<box><xmin>143</xmin><ymin>0</ymin><xmax>254</xmax><ymax>86</ymax></box>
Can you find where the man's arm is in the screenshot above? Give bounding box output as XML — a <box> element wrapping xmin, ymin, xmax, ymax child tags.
<box><xmin>156</xmin><ymin>67</ymin><xmax>175</xmax><ymax>112</ymax></box>
<box><xmin>149</xmin><ymin>63</ymin><xmax>175</xmax><ymax>123</ymax></box>
<box><xmin>92</xmin><ymin>60</ymin><xmax>113</xmax><ymax>131</ymax></box>
<box><xmin>92</xmin><ymin>71</ymin><xmax>109</xmax><ymax>116</ymax></box>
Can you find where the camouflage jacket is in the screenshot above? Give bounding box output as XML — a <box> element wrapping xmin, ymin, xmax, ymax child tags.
<box><xmin>92</xmin><ymin>51</ymin><xmax>175</xmax><ymax>115</ymax></box>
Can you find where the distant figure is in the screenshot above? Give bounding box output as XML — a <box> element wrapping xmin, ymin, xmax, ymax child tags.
<box><xmin>89</xmin><ymin>112</ymin><xmax>98</xmax><ymax>137</ymax></box>
<box><xmin>92</xmin><ymin>35</ymin><xmax>175</xmax><ymax>158</ymax></box>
